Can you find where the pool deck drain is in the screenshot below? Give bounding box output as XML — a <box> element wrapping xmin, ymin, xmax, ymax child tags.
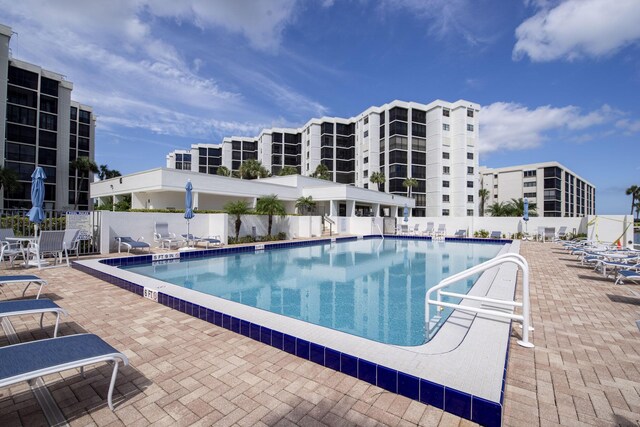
<box><xmin>0</xmin><ymin>241</ymin><xmax>638</xmax><ymax>426</ymax></box>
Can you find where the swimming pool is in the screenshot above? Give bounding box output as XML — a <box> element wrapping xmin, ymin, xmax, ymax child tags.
<box><xmin>121</xmin><ymin>238</ymin><xmax>503</xmax><ymax>346</ymax></box>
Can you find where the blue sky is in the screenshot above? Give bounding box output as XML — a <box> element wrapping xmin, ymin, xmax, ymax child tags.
<box><xmin>1</xmin><ymin>0</ymin><xmax>639</xmax><ymax>214</ymax></box>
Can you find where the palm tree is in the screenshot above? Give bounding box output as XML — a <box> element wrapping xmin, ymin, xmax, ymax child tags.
<box><xmin>311</xmin><ymin>164</ymin><xmax>331</xmax><ymax>180</ymax></box>
<box><xmin>402</xmin><ymin>177</ymin><xmax>418</xmax><ymax>197</ymax></box>
<box><xmin>217</xmin><ymin>166</ymin><xmax>231</xmax><ymax>177</ymax></box>
<box><xmin>279</xmin><ymin>166</ymin><xmax>298</xmax><ymax>176</ymax></box>
<box><xmin>626</xmin><ymin>185</ymin><xmax>639</xmax><ymax>216</ymax></box>
<box><xmin>98</xmin><ymin>164</ymin><xmax>121</xmax><ymax>180</ymax></box>
<box><xmin>224</xmin><ymin>200</ymin><xmax>250</xmax><ymax>242</ymax></box>
<box><xmin>478</xmin><ymin>188</ymin><xmax>489</xmax><ymax>216</ymax></box>
<box><xmin>239</xmin><ymin>159</ymin><xmax>269</xmax><ymax>179</ymax></box>
<box><xmin>255</xmin><ymin>194</ymin><xmax>286</xmax><ymax>236</ymax></box>
<box><xmin>295</xmin><ymin>196</ymin><xmax>316</xmax><ymax>215</ymax></box>
<box><xmin>69</xmin><ymin>157</ymin><xmax>99</xmax><ymax>210</ymax></box>
<box><xmin>0</xmin><ymin>166</ymin><xmax>19</xmax><ymax>195</ymax></box>
<box><xmin>370</xmin><ymin>171</ymin><xmax>385</xmax><ymax>191</ymax></box>
<box><xmin>509</xmin><ymin>198</ymin><xmax>537</xmax><ymax>216</ymax></box>
<box><xmin>486</xmin><ymin>202</ymin><xmax>512</xmax><ymax>217</ymax></box>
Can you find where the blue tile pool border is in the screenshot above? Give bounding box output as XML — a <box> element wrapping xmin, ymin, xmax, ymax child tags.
<box><xmin>75</xmin><ymin>236</ymin><xmax>508</xmax><ymax>426</ymax></box>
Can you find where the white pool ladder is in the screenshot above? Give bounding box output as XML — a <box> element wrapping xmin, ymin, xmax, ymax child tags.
<box><xmin>425</xmin><ymin>253</ymin><xmax>534</xmax><ymax>348</ymax></box>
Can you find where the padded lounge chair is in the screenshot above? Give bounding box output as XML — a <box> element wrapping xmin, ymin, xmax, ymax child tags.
<box><xmin>0</xmin><ymin>299</ymin><xmax>67</xmax><ymax>337</ymax></box>
<box><xmin>116</xmin><ymin>236</ymin><xmax>151</xmax><ymax>253</ymax></box>
<box><xmin>454</xmin><ymin>229</ymin><xmax>466</xmax><ymax>238</ymax></box>
<box><xmin>0</xmin><ymin>334</ymin><xmax>129</xmax><ymax>411</ymax></box>
<box><xmin>490</xmin><ymin>231</ymin><xmax>502</xmax><ymax>239</ymax></box>
<box><xmin>182</xmin><ymin>234</ymin><xmax>223</xmax><ymax>249</ymax></box>
<box><xmin>0</xmin><ymin>275</ymin><xmax>47</xmax><ymax>299</ymax></box>
<box><xmin>614</xmin><ymin>268</ymin><xmax>640</xmax><ymax>285</ymax></box>
<box><xmin>154</xmin><ymin>222</ymin><xmax>185</xmax><ymax>250</ymax></box>
<box><xmin>422</xmin><ymin>222</ymin><xmax>434</xmax><ymax>236</ymax></box>
<box><xmin>434</xmin><ymin>224</ymin><xmax>446</xmax><ymax>238</ymax></box>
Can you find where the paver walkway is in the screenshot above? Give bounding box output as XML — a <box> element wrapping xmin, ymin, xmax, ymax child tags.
<box><xmin>0</xmin><ymin>241</ymin><xmax>638</xmax><ymax>426</ymax></box>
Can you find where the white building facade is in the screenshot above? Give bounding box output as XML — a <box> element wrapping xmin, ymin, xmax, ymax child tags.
<box><xmin>166</xmin><ymin>100</ymin><xmax>480</xmax><ymax>217</ymax></box>
<box><xmin>480</xmin><ymin>162</ymin><xmax>596</xmax><ymax>217</ymax></box>
<box><xmin>1</xmin><ymin>24</ymin><xmax>96</xmax><ymax>210</ymax></box>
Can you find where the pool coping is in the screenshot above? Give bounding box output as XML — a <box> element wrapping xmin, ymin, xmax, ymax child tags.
<box><xmin>73</xmin><ymin>235</ymin><xmax>520</xmax><ymax>427</ymax></box>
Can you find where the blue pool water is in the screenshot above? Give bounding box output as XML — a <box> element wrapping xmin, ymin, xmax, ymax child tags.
<box><xmin>122</xmin><ymin>238</ymin><xmax>504</xmax><ymax>346</ymax></box>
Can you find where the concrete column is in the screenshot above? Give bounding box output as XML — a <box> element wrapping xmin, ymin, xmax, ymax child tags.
<box><xmin>330</xmin><ymin>200</ymin><xmax>337</xmax><ymax>216</ymax></box>
<box><xmin>373</xmin><ymin>203</ymin><xmax>380</xmax><ymax>217</ymax></box>
<box><xmin>346</xmin><ymin>200</ymin><xmax>355</xmax><ymax>217</ymax></box>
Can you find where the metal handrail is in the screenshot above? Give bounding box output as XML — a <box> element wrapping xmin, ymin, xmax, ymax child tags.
<box><xmin>323</xmin><ymin>215</ymin><xmax>335</xmax><ymax>237</ymax></box>
<box><xmin>372</xmin><ymin>218</ymin><xmax>384</xmax><ymax>239</ymax></box>
<box><xmin>425</xmin><ymin>253</ymin><xmax>534</xmax><ymax>348</ymax></box>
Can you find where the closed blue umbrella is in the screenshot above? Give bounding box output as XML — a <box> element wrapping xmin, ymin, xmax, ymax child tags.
<box><xmin>28</xmin><ymin>167</ymin><xmax>46</xmax><ymax>236</ymax></box>
<box><xmin>523</xmin><ymin>197</ymin><xmax>529</xmax><ymax>238</ymax></box>
<box><xmin>403</xmin><ymin>204</ymin><xmax>409</xmax><ymax>223</ymax></box>
<box><xmin>184</xmin><ymin>180</ymin><xmax>194</xmax><ymax>246</ymax></box>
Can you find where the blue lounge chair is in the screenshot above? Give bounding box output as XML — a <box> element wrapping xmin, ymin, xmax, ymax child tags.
<box><xmin>615</xmin><ymin>268</ymin><xmax>640</xmax><ymax>285</ymax></box>
<box><xmin>0</xmin><ymin>334</ymin><xmax>129</xmax><ymax>411</ymax></box>
<box><xmin>0</xmin><ymin>299</ymin><xmax>67</xmax><ymax>337</ymax></box>
<box><xmin>454</xmin><ymin>229</ymin><xmax>466</xmax><ymax>238</ymax></box>
<box><xmin>115</xmin><ymin>236</ymin><xmax>151</xmax><ymax>253</ymax></box>
<box><xmin>490</xmin><ymin>231</ymin><xmax>502</xmax><ymax>239</ymax></box>
<box><xmin>0</xmin><ymin>275</ymin><xmax>47</xmax><ymax>299</ymax></box>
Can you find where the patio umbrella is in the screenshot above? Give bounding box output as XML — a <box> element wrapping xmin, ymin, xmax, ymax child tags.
<box><xmin>184</xmin><ymin>180</ymin><xmax>195</xmax><ymax>246</ymax></box>
<box><xmin>403</xmin><ymin>204</ymin><xmax>409</xmax><ymax>223</ymax></box>
<box><xmin>523</xmin><ymin>197</ymin><xmax>529</xmax><ymax>237</ymax></box>
<box><xmin>28</xmin><ymin>167</ymin><xmax>47</xmax><ymax>236</ymax></box>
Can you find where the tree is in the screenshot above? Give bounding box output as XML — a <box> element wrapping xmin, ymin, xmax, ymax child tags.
<box><xmin>69</xmin><ymin>157</ymin><xmax>99</xmax><ymax>210</ymax></box>
<box><xmin>295</xmin><ymin>196</ymin><xmax>316</xmax><ymax>215</ymax></box>
<box><xmin>486</xmin><ymin>202</ymin><xmax>512</xmax><ymax>217</ymax></box>
<box><xmin>98</xmin><ymin>164</ymin><xmax>121</xmax><ymax>180</ymax></box>
<box><xmin>279</xmin><ymin>166</ymin><xmax>299</xmax><ymax>176</ymax></box>
<box><xmin>509</xmin><ymin>198</ymin><xmax>537</xmax><ymax>217</ymax></box>
<box><xmin>311</xmin><ymin>164</ymin><xmax>331</xmax><ymax>180</ymax></box>
<box><xmin>626</xmin><ymin>185</ymin><xmax>639</xmax><ymax>216</ymax></box>
<box><xmin>402</xmin><ymin>177</ymin><xmax>418</xmax><ymax>198</ymax></box>
<box><xmin>0</xmin><ymin>166</ymin><xmax>19</xmax><ymax>194</ymax></box>
<box><xmin>217</xmin><ymin>166</ymin><xmax>231</xmax><ymax>177</ymax></box>
<box><xmin>239</xmin><ymin>159</ymin><xmax>269</xmax><ymax>179</ymax></box>
<box><xmin>255</xmin><ymin>194</ymin><xmax>286</xmax><ymax>236</ymax></box>
<box><xmin>478</xmin><ymin>188</ymin><xmax>489</xmax><ymax>216</ymax></box>
<box><xmin>224</xmin><ymin>200</ymin><xmax>250</xmax><ymax>242</ymax></box>
<box><xmin>370</xmin><ymin>171</ymin><xmax>385</xmax><ymax>191</ymax></box>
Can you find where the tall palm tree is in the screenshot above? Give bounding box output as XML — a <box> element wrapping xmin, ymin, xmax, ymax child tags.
<box><xmin>370</xmin><ymin>171</ymin><xmax>385</xmax><ymax>191</ymax></box>
<box><xmin>69</xmin><ymin>157</ymin><xmax>99</xmax><ymax>210</ymax></box>
<box><xmin>217</xmin><ymin>166</ymin><xmax>231</xmax><ymax>177</ymax></box>
<box><xmin>626</xmin><ymin>185</ymin><xmax>639</xmax><ymax>216</ymax></box>
<box><xmin>239</xmin><ymin>159</ymin><xmax>269</xmax><ymax>179</ymax></box>
<box><xmin>224</xmin><ymin>200</ymin><xmax>250</xmax><ymax>242</ymax></box>
<box><xmin>402</xmin><ymin>177</ymin><xmax>418</xmax><ymax>198</ymax></box>
<box><xmin>311</xmin><ymin>164</ymin><xmax>331</xmax><ymax>180</ymax></box>
<box><xmin>486</xmin><ymin>202</ymin><xmax>511</xmax><ymax>217</ymax></box>
<box><xmin>255</xmin><ymin>194</ymin><xmax>286</xmax><ymax>236</ymax></box>
<box><xmin>509</xmin><ymin>198</ymin><xmax>537</xmax><ymax>216</ymax></box>
<box><xmin>98</xmin><ymin>164</ymin><xmax>121</xmax><ymax>180</ymax></box>
<box><xmin>478</xmin><ymin>188</ymin><xmax>489</xmax><ymax>216</ymax></box>
<box><xmin>279</xmin><ymin>166</ymin><xmax>298</xmax><ymax>176</ymax></box>
<box><xmin>295</xmin><ymin>196</ymin><xmax>316</xmax><ymax>215</ymax></box>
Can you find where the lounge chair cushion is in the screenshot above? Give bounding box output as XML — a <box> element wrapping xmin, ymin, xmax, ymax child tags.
<box><xmin>117</xmin><ymin>237</ymin><xmax>149</xmax><ymax>248</ymax></box>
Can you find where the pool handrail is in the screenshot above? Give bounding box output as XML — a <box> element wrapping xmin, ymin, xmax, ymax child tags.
<box><xmin>372</xmin><ymin>218</ymin><xmax>384</xmax><ymax>240</ymax></box>
<box><xmin>425</xmin><ymin>252</ymin><xmax>534</xmax><ymax>348</ymax></box>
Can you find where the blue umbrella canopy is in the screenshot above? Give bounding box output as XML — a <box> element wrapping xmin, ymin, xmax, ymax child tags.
<box><xmin>184</xmin><ymin>180</ymin><xmax>194</xmax><ymax>220</ymax></box>
<box><xmin>403</xmin><ymin>204</ymin><xmax>409</xmax><ymax>223</ymax></box>
<box><xmin>28</xmin><ymin>167</ymin><xmax>46</xmax><ymax>225</ymax></box>
<box><xmin>523</xmin><ymin>198</ymin><xmax>529</xmax><ymax>222</ymax></box>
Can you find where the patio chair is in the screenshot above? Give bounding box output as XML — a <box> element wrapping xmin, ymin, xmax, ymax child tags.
<box><xmin>1</xmin><ymin>241</ymin><xmax>23</xmax><ymax>269</ymax></box>
<box><xmin>614</xmin><ymin>268</ymin><xmax>640</xmax><ymax>285</ymax></box>
<box><xmin>0</xmin><ymin>333</ymin><xmax>129</xmax><ymax>411</ymax></box>
<box><xmin>115</xmin><ymin>236</ymin><xmax>151</xmax><ymax>253</ymax></box>
<box><xmin>490</xmin><ymin>231</ymin><xmax>502</xmax><ymax>239</ymax></box>
<box><xmin>182</xmin><ymin>234</ymin><xmax>223</xmax><ymax>249</ymax></box>
<box><xmin>411</xmin><ymin>224</ymin><xmax>420</xmax><ymax>235</ymax></box>
<box><xmin>154</xmin><ymin>222</ymin><xmax>185</xmax><ymax>250</ymax></box>
<box><xmin>434</xmin><ymin>224</ymin><xmax>446</xmax><ymax>238</ymax></box>
<box><xmin>454</xmin><ymin>229</ymin><xmax>466</xmax><ymax>238</ymax></box>
<box><xmin>553</xmin><ymin>226</ymin><xmax>568</xmax><ymax>242</ymax></box>
<box><xmin>26</xmin><ymin>230</ymin><xmax>68</xmax><ymax>268</ymax></box>
<box><xmin>0</xmin><ymin>299</ymin><xmax>67</xmax><ymax>337</ymax></box>
<box><xmin>399</xmin><ymin>224</ymin><xmax>409</xmax><ymax>235</ymax></box>
<box><xmin>422</xmin><ymin>222</ymin><xmax>434</xmax><ymax>236</ymax></box>
<box><xmin>63</xmin><ymin>229</ymin><xmax>81</xmax><ymax>260</ymax></box>
<box><xmin>0</xmin><ymin>275</ymin><xmax>47</xmax><ymax>298</ymax></box>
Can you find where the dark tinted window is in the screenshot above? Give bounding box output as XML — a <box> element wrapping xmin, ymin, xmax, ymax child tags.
<box><xmin>79</xmin><ymin>124</ymin><xmax>90</xmax><ymax>138</ymax></box>
<box><xmin>7</xmin><ymin>105</ymin><xmax>37</xmax><ymax>126</ymax></box>
<box><xmin>40</xmin><ymin>77</ymin><xmax>59</xmax><ymax>97</ymax></box>
<box><xmin>70</xmin><ymin>106</ymin><xmax>77</xmax><ymax>120</ymax></box>
<box><xmin>5</xmin><ymin>142</ymin><xmax>36</xmax><ymax>162</ymax></box>
<box><xmin>412</xmin><ymin>109</ymin><xmax>426</xmax><ymax>123</ymax></box>
<box><xmin>39</xmin><ymin>130</ymin><xmax>57</xmax><ymax>148</ymax></box>
<box><xmin>8</xmin><ymin>85</ymin><xmax>37</xmax><ymax>108</ymax></box>
<box><xmin>389</xmin><ymin>107</ymin><xmax>408</xmax><ymax>122</ymax></box>
<box><xmin>8</xmin><ymin>66</ymin><xmax>38</xmax><ymax>90</ymax></box>
<box><xmin>411</xmin><ymin>123</ymin><xmax>426</xmax><ymax>137</ymax></box>
<box><xmin>39</xmin><ymin>113</ymin><xmax>57</xmax><ymax>131</ymax></box>
<box><xmin>7</xmin><ymin>124</ymin><xmax>36</xmax><ymax>145</ymax></box>
<box><xmin>38</xmin><ymin>148</ymin><xmax>57</xmax><ymax>166</ymax></box>
<box><xmin>79</xmin><ymin>110</ymin><xmax>91</xmax><ymax>124</ymax></box>
<box><xmin>389</xmin><ymin>121</ymin><xmax>407</xmax><ymax>136</ymax></box>
<box><xmin>321</xmin><ymin>122</ymin><xmax>334</xmax><ymax>134</ymax></box>
<box><xmin>272</xmin><ymin>133</ymin><xmax>282</xmax><ymax>143</ymax></box>
<box><xmin>40</xmin><ymin>95</ymin><xmax>58</xmax><ymax>113</ymax></box>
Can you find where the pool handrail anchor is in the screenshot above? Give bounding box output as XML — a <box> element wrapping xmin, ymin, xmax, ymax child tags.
<box><xmin>425</xmin><ymin>253</ymin><xmax>534</xmax><ymax>348</ymax></box>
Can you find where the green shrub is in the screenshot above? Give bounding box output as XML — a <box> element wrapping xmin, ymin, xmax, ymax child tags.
<box><xmin>474</xmin><ymin>229</ymin><xmax>489</xmax><ymax>238</ymax></box>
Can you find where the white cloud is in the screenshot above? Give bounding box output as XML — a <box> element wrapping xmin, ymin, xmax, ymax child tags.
<box><xmin>479</xmin><ymin>102</ymin><xmax>616</xmax><ymax>153</ymax></box>
<box><xmin>513</xmin><ymin>0</ymin><xmax>640</xmax><ymax>61</ymax></box>
<box><xmin>616</xmin><ymin>118</ymin><xmax>640</xmax><ymax>134</ymax></box>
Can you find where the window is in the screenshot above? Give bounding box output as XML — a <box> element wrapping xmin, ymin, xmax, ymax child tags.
<box><xmin>467</xmin><ymin>181</ymin><xmax>474</xmax><ymax>188</ymax></box>
<box><xmin>364</xmin><ymin>130</ymin><xmax>369</xmax><ymax>138</ymax></box>
<box><xmin>442</xmin><ymin>195</ymin><xmax>449</xmax><ymax>202</ymax></box>
<box><xmin>7</xmin><ymin>105</ymin><xmax>37</xmax><ymax>126</ymax></box>
<box><xmin>8</xmin><ymin>85</ymin><xmax>37</xmax><ymax>108</ymax></box>
<box><xmin>467</xmin><ymin>167</ymin><xmax>474</xmax><ymax>174</ymax></box>
<box><xmin>412</xmin><ymin>109</ymin><xmax>426</xmax><ymax>123</ymax></box>
<box><xmin>364</xmin><ymin>156</ymin><xmax>368</xmax><ymax>164</ymax></box>
<box><xmin>79</xmin><ymin>110</ymin><xmax>91</xmax><ymax>124</ymax></box>
<box><xmin>321</xmin><ymin>123</ymin><xmax>334</xmax><ymax>134</ymax></box>
<box><xmin>467</xmin><ymin>124</ymin><xmax>474</xmax><ymax>132</ymax></box>
<box><xmin>412</xmin><ymin>151</ymin><xmax>426</xmax><ymax>164</ymax></box>
<box><xmin>443</xmin><ymin>180</ymin><xmax>449</xmax><ymax>188</ymax></box>
<box><xmin>467</xmin><ymin>109</ymin><xmax>474</xmax><ymax>118</ymax></box>
<box><xmin>39</xmin><ymin>113</ymin><xmax>57</xmax><ymax>131</ymax></box>
<box><xmin>523</xmin><ymin>170</ymin><xmax>537</xmax><ymax>178</ymax></box>
<box><xmin>411</xmin><ymin>137</ymin><xmax>426</xmax><ymax>151</ymax></box>
<box><xmin>443</xmin><ymin>166</ymin><xmax>450</xmax><ymax>175</ymax></box>
<box><xmin>40</xmin><ymin>77</ymin><xmax>59</xmax><ymax>97</ymax></box>
<box><xmin>524</xmin><ymin>182</ymin><xmax>536</xmax><ymax>187</ymax></box>
<box><xmin>411</xmin><ymin>123</ymin><xmax>426</xmax><ymax>137</ymax></box>
<box><xmin>363</xmin><ymin>170</ymin><xmax>368</xmax><ymax>178</ymax></box>
<box><xmin>443</xmin><ymin>124</ymin><xmax>450</xmax><ymax>131</ymax></box>
<box><xmin>442</xmin><ymin>109</ymin><xmax>450</xmax><ymax>117</ymax></box>
<box><xmin>8</xmin><ymin>66</ymin><xmax>38</xmax><ymax>90</ymax></box>
<box><xmin>494</xmin><ymin>194</ymin><xmax>498</xmax><ymax>198</ymax></box>
<box><xmin>467</xmin><ymin>209</ymin><xmax>474</xmax><ymax>216</ymax></box>
<box><xmin>389</xmin><ymin>107</ymin><xmax>408</xmax><ymax>122</ymax></box>
<box><xmin>524</xmin><ymin>192</ymin><xmax>536</xmax><ymax>198</ymax></box>
<box><xmin>39</xmin><ymin>130</ymin><xmax>57</xmax><ymax>148</ymax></box>
<box><xmin>467</xmin><ymin>152</ymin><xmax>474</xmax><ymax>160</ymax></box>
<box><xmin>467</xmin><ymin>195</ymin><xmax>474</xmax><ymax>202</ymax></box>
<box><xmin>389</xmin><ymin>121</ymin><xmax>408</xmax><ymax>136</ymax></box>
<box><xmin>40</xmin><ymin>95</ymin><xmax>57</xmax><ymax>113</ymax></box>
<box><xmin>364</xmin><ymin>116</ymin><xmax>369</xmax><ymax>125</ymax></box>
<box><xmin>389</xmin><ymin>136</ymin><xmax>408</xmax><ymax>150</ymax></box>
<box><xmin>442</xmin><ymin>152</ymin><xmax>450</xmax><ymax>159</ymax></box>
<box><xmin>442</xmin><ymin>209</ymin><xmax>450</xmax><ymax>216</ymax></box>
<box><xmin>412</xmin><ymin>165</ymin><xmax>426</xmax><ymax>179</ymax></box>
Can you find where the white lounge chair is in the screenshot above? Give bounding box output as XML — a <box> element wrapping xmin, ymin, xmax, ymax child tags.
<box><xmin>0</xmin><ymin>334</ymin><xmax>129</xmax><ymax>411</ymax></box>
<box><xmin>0</xmin><ymin>299</ymin><xmax>67</xmax><ymax>337</ymax></box>
<box><xmin>115</xmin><ymin>236</ymin><xmax>151</xmax><ymax>253</ymax></box>
<box><xmin>154</xmin><ymin>222</ymin><xmax>185</xmax><ymax>250</ymax></box>
<box><xmin>182</xmin><ymin>234</ymin><xmax>223</xmax><ymax>249</ymax></box>
<box><xmin>411</xmin><ymin>224</ymin><xmax>420</xmax><ymax>235</ymax></box>
<box><xmin>0</xmin><ymin>275</ymin><xmax>47</xmax><ymax>298</ymax></box>
<box><xmin>434</xmin><ymin>224</ymin><xmax>446</xmax><ymax>238</ymax></box>
<box><xmin>422</xmin><ymin>222</ymin><xmax>434</xmax><ymax>236</ymax></box>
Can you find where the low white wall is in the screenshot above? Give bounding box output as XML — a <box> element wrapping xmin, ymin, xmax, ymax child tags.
<box><xmin>227</xmin><ymin>214</ymin><xmax>322</xmax><ymax>240</ymax></box>
<box><xmin>346</xmin><ymin>217</ymin><xmax>385</xmax><ymax>236</ymax></box>
<box><xmin>587</xmin><ymin>215</ymin><xmax>635</xmax><ymax>247</ymax></box>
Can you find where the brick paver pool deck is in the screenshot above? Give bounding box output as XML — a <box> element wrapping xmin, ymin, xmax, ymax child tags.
<box><xmin>0</xmin><ymin>241</ymin><xmax>638</xmax><ymax>426</ymax></box>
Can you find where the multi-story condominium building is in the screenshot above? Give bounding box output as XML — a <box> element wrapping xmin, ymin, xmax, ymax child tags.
<box><xmin>0</xmin><ymin>24</ymin><xmax>96</xmax><ymax>211</ymax></box>
<box><xmin>167</xmin><ymin>99</ymin><xmax>480</xmax><ymax>217</ymax></box>
<box><xmin>479</xmin><ymin>161</ymin><xmax>596</xmax><ymax>217</ymax></box>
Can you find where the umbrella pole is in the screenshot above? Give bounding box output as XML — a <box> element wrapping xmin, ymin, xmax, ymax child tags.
<box><xmin>187</xmin><ymin>220</ymin><xmax>190</xmax><ymax>248</ymax></box>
